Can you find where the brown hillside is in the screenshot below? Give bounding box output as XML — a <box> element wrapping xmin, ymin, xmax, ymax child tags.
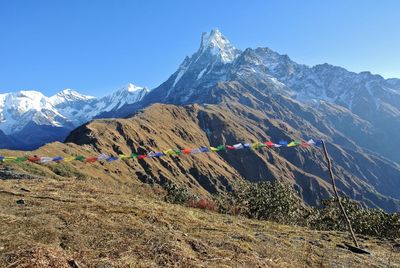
<box><xmin>1</xmin><ymin>103</ymin><xmax>400</xmax><ymax>211</ymax></box>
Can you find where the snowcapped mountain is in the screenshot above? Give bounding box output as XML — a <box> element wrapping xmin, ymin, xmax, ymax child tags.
<box><xmin>0</xmin><ymin>84</ymin><xmax>149</xmax><ymax>149</ymax></box>
<box><xmin>110</xmin><ymin>28</ymin><xmax>400</xmax><ymax>164</ymax></box>
<box><xmin>2</xmin><ymin>28</ymin><xmax>400</xmax><ymax>162</ymax></box>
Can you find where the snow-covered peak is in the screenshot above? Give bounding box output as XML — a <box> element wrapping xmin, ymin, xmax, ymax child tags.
<box><xmin>50</xmin><ymin>88</ymin><xmax>95</xmax><ymax>106</ymax></box>
<box><xmin>125</xmin><ymin>83</ymin><xmax>144</xmax><ymax>92</ymax></box>
<box><xmin>0</xmin><ymin>90</ymin><xmax>51</xmax><ymax>113</ymax></box>
<box><xmin>0</xmin><ymin>83</ymin><xmax>148</xmax><ymax>136</ymax></box>
<box><xmin>0</xmin><ymin>90</ymin><xmax>64</xmax><ymax>134</ymax></box>
<box><xmin>96</xmin><ymin>83</ymin><xmax>149</xmax><ymax>112</ymax></box>
<box><xmin>199</xmin><ymin>29</ymin><xmax>238</xmax><ymax>63</ymax></box>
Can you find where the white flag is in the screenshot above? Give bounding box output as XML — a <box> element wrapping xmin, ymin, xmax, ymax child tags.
<box><xmin>233</xmin><ymin>143</ymin><xmax>244</xmax><ymax>150</ymax></box>
<box><xmin>39</xmin><ymin>157</ymin><xmax>53</xmax><ymax>163</ymax></box>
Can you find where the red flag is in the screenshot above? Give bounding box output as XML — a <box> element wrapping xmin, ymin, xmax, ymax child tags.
<box><xmin>182</xmin><ymin>149</ymin><xmax>192</xmax><ymax>154</ymax></box>
<box><xmin>28</xmin><ymin>156</ymin><xmax>41</xmax><ymax>162</ymax></box>
<box><xmin>85</xmin><ymin>157</ymin><xmax>98</xmax><ymax>163</ymax></box>
<box><xmin>138</xmin><ymin>155</ymin><xmax>147</xmax><ymax>159</ymax></box>
<box><xmin>264</xmin><ymin>141</ymin><xmax>274</xmax><ymax>147</ymax></box>
<box><xmin>301</xmin><ymin>141</ymin><xmax>310</xmax><ymax>147</ymax></box>
<box><xmin>226</xmin><ymin>145</ymin><xmax>235</xmax><ymax>150</ymax></box>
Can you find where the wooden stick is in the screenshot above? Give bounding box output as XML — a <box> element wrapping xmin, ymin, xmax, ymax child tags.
<box><xmin>321</xmin><ymin>140</ymin><xmax>359</xmax><ymax>248</ymax></box>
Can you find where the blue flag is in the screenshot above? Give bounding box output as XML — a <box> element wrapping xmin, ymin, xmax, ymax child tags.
<box><xmin>53</xmin><ymin>156</ymin><xmax>63</xmax><ymax>162</ymax></box>
<box><xmin>279</xmin><ymin>140</ymin><xmax>288</xmax><ymax>146</ymax></box>
<box><xmin>107</xmin><ymin>156</ymin><xmax>119</xmax><ymax>162</ymax></box>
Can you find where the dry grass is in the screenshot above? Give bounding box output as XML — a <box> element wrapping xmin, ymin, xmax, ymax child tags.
<box><xmin>1</xmin><ymin>177</ymin><xmax>399</xmax><ymax>267</ymax></box>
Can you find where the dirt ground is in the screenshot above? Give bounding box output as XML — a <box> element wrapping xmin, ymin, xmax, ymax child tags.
<box><xmin>1</xmin><ymin>177</ymin><xmax>399</xmax><ymax>267</ymax></box>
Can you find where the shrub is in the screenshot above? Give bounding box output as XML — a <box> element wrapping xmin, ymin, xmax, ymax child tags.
<box><xmin>310</xmin><ymin>197</ymin><xmax>400</xmax><ymax>238</ymax></box>
<box><xmin>214</xmin><ymin>181</ymin><xmax>400</xmax><ymax>239</ymax></box>
<box><xmin>188</xmin><ymin>198</ymin><xmax>218</xmax><ymax>211</ymax></box>
<box><xmin>214</xmin><ymin>181</ymin><xmax>308</xmax><ymax>225</ymax></box>
<box><xmin>163</xmin><ymin>182</ymin><xmax>195</xmax><ymax>205</ymax></box>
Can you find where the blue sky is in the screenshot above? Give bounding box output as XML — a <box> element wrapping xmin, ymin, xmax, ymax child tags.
<box><xmin>1</xmin><ymin>0</ymin><xmax>399</xmax><ymax>97</ymax></box>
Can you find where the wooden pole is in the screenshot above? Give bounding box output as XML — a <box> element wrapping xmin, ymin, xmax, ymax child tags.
<box><xmin>321</xmin><ymin>140</ymin><xmax>359</xmax><ymax>248</ymax></box>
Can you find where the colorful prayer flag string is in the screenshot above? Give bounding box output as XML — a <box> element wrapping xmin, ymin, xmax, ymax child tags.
<box><xmin>0</xmin><ymin>139</ymin><xmax>323</xmax><ymax>164</ymax></box>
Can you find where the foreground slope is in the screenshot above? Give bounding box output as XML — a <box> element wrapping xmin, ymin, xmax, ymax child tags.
<box><xmin>1</xmin><ymin>177</ymin><xmax>399</xmax><ymax>267</ymax></box>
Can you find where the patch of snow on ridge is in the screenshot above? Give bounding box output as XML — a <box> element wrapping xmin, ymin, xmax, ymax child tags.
<box><xmin>197</xmin><ymin>67</ymin><xmax>207</xmax><ymax>80</ymax></box>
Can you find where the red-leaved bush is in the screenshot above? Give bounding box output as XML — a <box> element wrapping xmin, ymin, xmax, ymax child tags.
<box><xmin>188</xmin><ymin>199</ymin><xmax>218</xmax><ymax>211</ymax></box>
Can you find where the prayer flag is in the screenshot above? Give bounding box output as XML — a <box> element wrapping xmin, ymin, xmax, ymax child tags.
<box><xmin>64</xmin><ymin>156</ymin><xmax>76</xmax><ymax>162</ymax></box>
<box><xmin>190</xmin><ymin>148</ymin><xmax>201</xmax><ymax>154</ymax></box>
<box><xmin>217</xmin><ymin>145</ymin><xmax>226</xmax><ymax>151</ymax></box>
<box><xmin>52</xmin><ymin>156</ymin><xmax>63</xmax><ymax>162</ymax></box>
<box><xmin>4</xmin><ymin>157</ymin><xmax>17</xmax><ymax>162</ymax></box>
<box><xmin>154</xmin><ymin>152</ymin><xmax>164</xmax><ymax>157</ymax></box>
<box><xmin>85</xmin><ymin>157</ymin><xmax>98</xmax><ymax>163</ymax></box>
<box><xmin>119</xmin><ymin>154</ymin><xmax>131</xmax><ymax>160</ymax></box>
<box><xmin>16</xmin><ymin>156</ymin><xmax>28</xmax><ymax>162</ymax></box>
<box><xmin>39</xmin><ymin>157</ymin><xmax>53</xmax><ymax>163</ymax></box>
<box><xmin>164</xmin><ymin>149</ymin><xmax>176</xmax><ymax>156</ymax></box>
<box><xmin>233</xmin><ymin>143</ymin><xmax>244</xmax><ymax>150</ymax></box>
<box><xmin>28</xmin><ymin>156</ymin><xmax>41</xmax><ymax>162</ymax></box>
<box><xmin>264</xmin><ymin>141</ymin><xmax>274</xmax><ymax>147</ymax></box>
<box><xmin>200</xmin><ymin>147</ymin><xmax>209</xmax><ymax>153</ymax></box>
<box><xmin>97</xmin><ymin>153</ymin><xmax>109</xmax><ymax>161</ymax></box>
<box><xmin>301</xmin><ymin>141</ymin><xmax>310</xmax><ymax>147</ymax></box>
<box><xmin>288</xmin><ymin>140</ymin><xmax>301</xmax><ymax>147</ymax></box>
<box><xmin>307</xmin><ymin>139</ymin><xmax>316</xmax><ymax>145</ymax></box>
<box><xmin>107</xmin><ymin>156</ymin><xmax>119</xmax><ymax>162</ymax></box>
<box><xmin>75</xmin><ymin>155</ymin><xmax>85</xmax><ymax>162</ymax></box>
<box><xmin>278</xmin><ymin>140</ymin><xmax>288</xmax><ymax>146</ymax></box>
<box><xmin>182</xmin><ymin>149</ymin><xmax>192</xmax><ymax>154</ymax></box>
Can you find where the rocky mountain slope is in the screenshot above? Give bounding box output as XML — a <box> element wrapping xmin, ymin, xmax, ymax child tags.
<box><xmin>0</xmin><ymin>84</ymin><xmax>149</xmax><ymax>149</ymax></box>
<box><xmin>2</xmin><ymin>103</ymin><xmax>400</xmax><ymax>212</ymax></box>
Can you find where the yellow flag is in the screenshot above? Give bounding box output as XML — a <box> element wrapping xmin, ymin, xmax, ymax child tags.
<box><xmin>4</xmin><ymin>157</ymin><xmax>17</xmax><ymax>162</ymax></box>
<box><xmin>210</xmin><ymin>147</ymin><xmax>219</xmax><ymax>152</ymax></box>
<box><xmin>64</xmin><ymin>156</ymin><xmax>76</xmax><ymax>162</ymax></box>
<box><xmin>287</xmin><ymin>141</ymin><xmax>297</xmax><ymax>147</ymax></box>
<box><xmin>163</xmin><ymin>149</ymin><xmax>176</xmax><ymax>155</ymax></box>
<box><xmin>119</xmin><ymin>154</ymin><xmax>131</xmax><ymax>160</ymax></box>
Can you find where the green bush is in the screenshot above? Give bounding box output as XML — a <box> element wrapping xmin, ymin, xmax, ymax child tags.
<box><xmin>214</xmin><ymin>181</ymin><xmax>400</xmax><ymax>239</ymax></box>
<box><xmin>214</xmin><ymin>181</ymin><xmax>308</xmax><ymax>225</ymax></box>
<box><xmin>311</xmin><ymin>198</ymin><xmax>400</xmax><ymax>238</ymax></box>
<box><xmin>163</xmin><ymin>182</ymin><xmax>195</xmax><ymax>205</ymax></box>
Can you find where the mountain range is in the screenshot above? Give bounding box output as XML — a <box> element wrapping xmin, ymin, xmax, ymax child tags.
<box><xmin>1</xmin><ymin>29</ymin><xmax>400</xmax><ymax>212</ymax></box>
<box><xmin>0</xmin><ymin>84</ymin><xmax>149</xmax><ymax>149</ymax></box>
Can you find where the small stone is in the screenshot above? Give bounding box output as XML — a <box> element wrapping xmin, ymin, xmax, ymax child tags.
<box><xmin>16</xmin><ymin>199</ymin><xmax>25</xmax><ymax>205</ymax></box>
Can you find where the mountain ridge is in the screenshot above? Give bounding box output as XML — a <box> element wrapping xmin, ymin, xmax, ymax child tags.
<box><xmin>0</xmin><ymin>84</ymin><xmax>149</xmax><ymax>149</ymax></box>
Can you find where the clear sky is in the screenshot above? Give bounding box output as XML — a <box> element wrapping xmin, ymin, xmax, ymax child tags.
<box><xmin>1</xmin><ymin>0</ymin><xmax>399</xmax><ymax>97</ymax></box>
